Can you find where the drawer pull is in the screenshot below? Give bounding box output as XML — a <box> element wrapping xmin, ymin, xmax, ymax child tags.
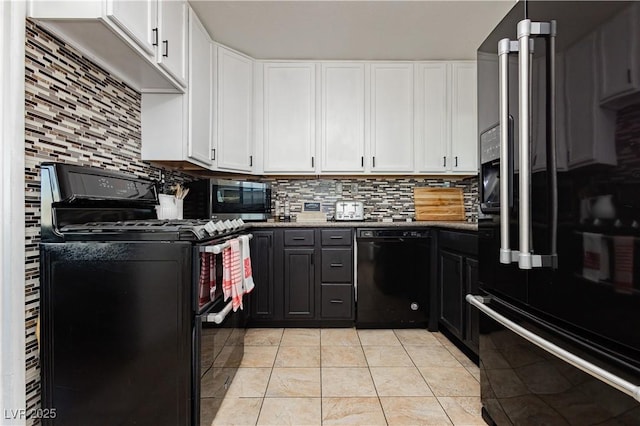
<box><xmin>329</xmin><ymin>299</ymin><xmax>344</xmax><ymax>304</ymax></box>
<box><xmin>329</xmin><ymin>236</ymin><xmax>343</xmax><ymax>240</ymax></box>
<box><xmin>292</xmin><ymin>237</ymin><xmax>306</xmax><ymax>241</ymax></box>
<box><xmin>330</xmin><ymin>263</ymin><xmax>343</xmax><ymax>268</ymax></box>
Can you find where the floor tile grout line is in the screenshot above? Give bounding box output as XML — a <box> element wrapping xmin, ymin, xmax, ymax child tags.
<box><xmin>396</xmin><ymin>329</ymin><xmax>439</xmax><ymax>398</ymax></box>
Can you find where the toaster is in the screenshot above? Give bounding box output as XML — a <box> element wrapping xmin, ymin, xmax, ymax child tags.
<box><xmin>335</xmin><ymin>201</ymin><xmax>364</xmax><ymax>221</ymax></box>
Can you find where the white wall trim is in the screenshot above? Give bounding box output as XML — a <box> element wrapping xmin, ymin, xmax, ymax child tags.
<box><xmin>0</xmin><ymin>0</ymin><xmax>27</xmax><ymax>424</ymax></box>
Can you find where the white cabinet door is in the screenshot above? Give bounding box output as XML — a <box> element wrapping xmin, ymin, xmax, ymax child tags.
<box><xmin>106</xmin><ymin>0</ymin><xmax>157</xmax><ymax>56</ymax></box>
<box><xmin>157</xmin><ymin>0</ymin><xmax>187</xmax><ymax>87</ymax></box>
<box><xmin>415</xmin><ymin>62</ymin><xmax>448</xmax><ymax>173</ymax></box>
<box><xmin>217</xmin><ymin>47</ymin><xmax>254</xmax><ymax>172</ymax></box>
<box><xmin>263</xmin><ymin>63</ymin><xmax>316</xmax><ymax>173</ymax></box>
<box><xmin>450</xmin><ymin>62</ymin><xmax>477</xmax><ymax>173</ymax></box>
<box><xmin>320</xmin><ymin>63</ymin><xmax>365</xmax><ymax>173</ymax></box>
<box><xmin>370</xmin><ymin>63</ymin><xmax>414</xmax><ymax>172</ymax></box>
<box><xmin>187</xmin><ymin>9</ymin><xmax>213</xmax><ymax>167</ymax></box>
<box><xmin>599</xmin><ymin>4</ymin><xmax>638</xmax><ymax>102</ymax></box>
<box><xmin>565</xmin><ymin>33</ymin><xmax>617</xmax><ymax>168</ymax></box>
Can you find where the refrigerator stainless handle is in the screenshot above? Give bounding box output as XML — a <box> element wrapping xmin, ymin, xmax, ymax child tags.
<box><xmin>498</xmin><ymin>38</ymin><xmax>517</xmax><ymax>264</ymax></box>
<box><xmin>205</xmin><ymin>301</ymin><xmax>233</xmax><ymax>324</ymax></box>
<box><xmin>517</xmin><ymin>19</ymin><xmax>558</xmax><ymax>270</ymax></box>
<box><xmin>466</xmin><ymin>295</ymin><xmax>640</xmax><ymax>403</ymax></box>
<box><xmin>518</xmin><ymin>19</ymin><xmax>533</xmax><ymax>269</ymax></box>
<box><xmin>546</xmin><ymin>21</ymin><xmax>559</xmax><ymax>261</ymax></box>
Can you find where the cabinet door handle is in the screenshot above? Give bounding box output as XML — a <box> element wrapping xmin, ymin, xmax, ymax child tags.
<box><xmin>455</xmin><ymin>156</ymin><xmax>458</xmax><ymax>167</ymax></box>
<box><xmin>372</xmin><ymin>156</ymin><xmax>376</xmax><ymax>168</ymax></box>
<box><xmin>293</xmin><ymin>237</ymin><xmax>306</xmax><ymax>241</ymax></box>
<box><xmin>211</xmin><ymin>148</ymin><xmax>216</xmax><ymax>161</ymax></box>
<box><xmin>330</xmin><ymin>263</ymin><xmax>343</xmax><ymax>268</ymax></box>
<box><xmin>311</xmin><ymin>156</ymin><xmax>315</xmax><ymax>168</ymax></box>
<box><xmin>443</xmin><ymin>156</ymin><xmax>446</xmax><ymax>167</ymax></box>
<box><xmin>329</xmin><ymin>299</ymin><xmax>344</xmax><ymax>304</ymax></box>
<box><xmin>152</xmin><ymin>28</ymin><xmax>158</xmax><ymax>46</ymax></box>
<box><xmin>329</xmin><ymin>236</ymin><xmax>343</xmax><ymax>240</ymax></box>
<box><xmin>361</xmin><ymin>156</ymin><xmax>364</xmax><ymax>167</ymax></box>
<box><xmin>163</xmin><ymin>40</ymin><xmax>169</xmax><ymax>57</ymax></box>
<box><xmin>250</xmin><ymin>155</ymin><xmax>253</xmax><ymax>167</ymax></box>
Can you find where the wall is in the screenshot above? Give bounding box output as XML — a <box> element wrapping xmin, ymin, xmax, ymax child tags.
<box><xmin>267</xmin><ymin>176</ymin><xmax>479</xmax><ymax>222</ymax></box>
<box><xmin>23</xmin><ymin>20</ymin><xmax>190</xmax><ymax>421</ymax></box>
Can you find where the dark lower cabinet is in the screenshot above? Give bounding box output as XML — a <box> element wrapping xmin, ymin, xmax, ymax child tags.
<box><xmin>439</xmin><ymin>249</ymin><xmax>464</xmax><ymax>338</ymax></box>
<box><xmin>249</xmin><ymin>227</ymin><xmax>354</xmax><ymax>327</ymax></box>
<box><xmin>249</xmin><ymin>230</ymin><xmax>275</xmax><ymax>320</ymax></box>
<box><xmin>465</xmin><ymin>257</ymin><xmax>479</xmax><ymax>350</ymax></box>
<box><xmin>283</xmin><ymin>248</ymin><xmax>315</xmax><ymax>319</ymax></box>
<box><xmin>438</xmin><ymin>230</ymin><xmax>478</xmax><ymax>357</ymax></box>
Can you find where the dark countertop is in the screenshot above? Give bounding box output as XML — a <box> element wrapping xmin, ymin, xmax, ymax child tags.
<box><xmin>248</xmin><ymin>220</ymin><xmax>477</xmax><ymax>231</ymax></box>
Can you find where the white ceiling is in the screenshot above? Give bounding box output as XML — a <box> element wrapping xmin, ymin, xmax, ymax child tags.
<box><xmin>188</xmin><ymin>1</ymin><xmax>516</xmax><ymax>61</ymax></box>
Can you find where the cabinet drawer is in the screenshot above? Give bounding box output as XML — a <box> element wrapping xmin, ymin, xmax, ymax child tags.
<box><xmin>439</xmin><ymin>230</ymin><xmax>477</xmax><ymax>256</ymax></box>
<box><xmin>283</xmin><ymin>229</ymin><xmax>315</xmax><ymax>246</ymax></box>
<box><xmin>321</xmin><ymin>229</ymin><xmax>352</xmax><ymax>246</ymax></box>
<box><xmin>321</xmin><ymin>284</ymin><xmax>353</xmax><ymax>319</ymax></box>
<box><xmin>321</xmin><ymin>248</ymin><xmax>353</xmax><ymax>282</ymax></box>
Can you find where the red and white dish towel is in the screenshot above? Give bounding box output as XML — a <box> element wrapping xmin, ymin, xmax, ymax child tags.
<box><xmin>198</xmin><ymin>252</ymin><xmax>216</xmax><ymax>309</ymax></box>
<box><xmin>222</xmin><ymin>236</ymin><xmax>255</xmax><ymax>311</ymax></box>
<box><xmin>613</xmin><ymin>236</ymin><xmax>634</xmax><ymax>294</ymax></box>
<box><xmin>239</xmin><ymin>235</ymin><xmax>255</xmax><ymax>295</ymax></box>
<box><xmin>583</xmin><ymin>232</ymin><xmax>609</xmax><ymax>282</ymax></box>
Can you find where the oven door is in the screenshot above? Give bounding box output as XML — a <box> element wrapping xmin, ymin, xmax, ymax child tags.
<box><xmin>194</xmin><ymin>297</ymin><xmax>246</xmax><ymax>426</ymax></box>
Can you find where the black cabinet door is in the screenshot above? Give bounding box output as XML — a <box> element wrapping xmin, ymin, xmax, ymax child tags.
<box><xmin>439</xmin><ymin>249</ymin><xmax>464</xmax><ymax>340</ymax></box>
<box><xmin>250</xmin><ymin>231</ymin><xmax>275</xmax><ymax>319</ymax></box>
<box><xmin>284</xmin><ymin>248</ymin><xmax>316</xmax><ymax>319</ymax></box>
<box><xmin>465</xmin><ymin>257</ymin><xmax>479</xmax><ymax>352</ymax></box>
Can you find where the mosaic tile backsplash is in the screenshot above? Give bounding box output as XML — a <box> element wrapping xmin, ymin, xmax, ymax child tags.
<box><xmin>23</xmin><ymin>20</ymin><xmax>191</xmax><ymax>422</ymax></box>
<box><xmin>267</xmin><ymin>176</ymin><xmax>479</xmax><ymax>222</ymax></box>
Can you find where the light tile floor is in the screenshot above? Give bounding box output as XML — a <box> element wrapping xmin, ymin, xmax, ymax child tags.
<box><xmin>211</xmin><ymin>328</ymin><xmax>483</xmax><ymax>426</ymax></box>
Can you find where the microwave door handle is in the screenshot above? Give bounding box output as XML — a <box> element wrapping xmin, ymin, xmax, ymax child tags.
<box><xmin>498</xmin><ymin>38</ymin><xmax>519</xmax><ymax>265</ymax></box>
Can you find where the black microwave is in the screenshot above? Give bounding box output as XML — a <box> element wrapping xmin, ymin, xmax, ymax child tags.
<box><xmin>183</xmin><ymin>179</ymin><xmax>272</xmax><ymax>221</ymax></box>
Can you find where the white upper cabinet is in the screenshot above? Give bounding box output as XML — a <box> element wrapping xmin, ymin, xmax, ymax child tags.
<box><xmin>599</xmin><ymin>3</ymin><xmax>640</xmax><ymax>105</ymax></box>
<box><xmin>106</xmin><ymin>0</ymin><xmax>157</xmax><ymax>56</ymax></box>
<box><xmin>29</xmin><ymin>0</ymin><xmax>187</xmax><ymax>92</ymax></box>
<box><xmin>565</xmin><ymin>33</ymin><xmax>617</xmax><ymax>168</ymax></box>
<box><xmin>187</xmin><ymin>9</ymin><xmax>214</xmax><ymax>167</ymax></box>
<box><xmin>217</xmin><ymin>46</ymin><xmax>254</xmax><ymax>172</ymax></box>
<box><xmin>320</xmin><ymin>63</ymin><xmax>366</xmax><ymax>173</ymax></box>
<box><xmin>415</xmin><ymin>62</ymin><xmax>478</xmax><ymax>175</ymax></box>
<box><xmin>141</xmin><ymin>6</ymin><xmax>213</xmax><ymax>169</ymax></box>
<box><xmin>157</xmin><ymin>0</ymin><xmax>188</xmax><ymax>87</ymax></box>
<box><xmin>450</xmin><ymin>62</ymin><xmax>477</xmax><ymax>173</ymax></box>
<box><xmin>263</xmin><ymin>63</ymin><xmax>317</xmax><ymax>173</ymax></box>
<box><xmin>415</xmin><ymin>63</ymin><xmax>448</xmax><ymax>173</ymax></box>
<box><xmin>370</xmin><ymin>63</ymin><xmax>415</xmax><ymax>172</ymax></box>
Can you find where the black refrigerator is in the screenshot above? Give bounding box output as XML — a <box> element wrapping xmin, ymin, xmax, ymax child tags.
<box><xmin>474</xmin><ymin>1</ymin><xmax>640</xmax><ymax>424</ymax></box>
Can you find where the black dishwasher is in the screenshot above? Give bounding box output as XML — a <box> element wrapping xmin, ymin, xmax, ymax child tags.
<box><xmin>356</xmin><ymin>228</ymin><xmax>432</xmax><ymax>328</ymax></box>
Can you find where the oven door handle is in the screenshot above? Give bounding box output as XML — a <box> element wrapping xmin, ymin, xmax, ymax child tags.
<box><xmin>200</xmin><ymin>233</ymin><xmax>253</xmax><ymax>254</ymax></box>
<box><xmin>466</xmin><ymin>295</ymin><xmax>640</xmax><ymax>403</ymax></box>
<box><xmin>205</xmin><ymin>300</ymin><xmax>234</xmax><ymax>324</ymax></box>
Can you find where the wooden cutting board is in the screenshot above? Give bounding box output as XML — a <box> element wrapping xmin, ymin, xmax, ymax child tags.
<box><xmin>413</xmin><ymin>187</ymin><xmax>465</xmax><ymax>221</ymax></box>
